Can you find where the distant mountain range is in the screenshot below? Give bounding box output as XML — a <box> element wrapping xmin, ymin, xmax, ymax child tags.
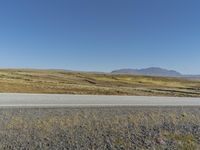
<box><xmin>111</xmin><ymin>67</ymin><xmax>182</xmax><ymax>77</ymax></box>
<box><xmin>111</xmin><ymin>67</ymin><xmax>200</xmax><ymax>79</ymax></box>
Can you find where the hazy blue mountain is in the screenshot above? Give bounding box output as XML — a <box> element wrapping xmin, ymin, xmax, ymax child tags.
<box><xmin>111</xmin><ymin>67</ymin><xmax>182</xmax><ymax>77</ymax></box>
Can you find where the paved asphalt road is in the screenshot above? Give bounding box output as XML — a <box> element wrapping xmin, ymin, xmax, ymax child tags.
<box><xmin>0</xmin><ymin>93</ymin><xmax>200</xmax><ymax>107</ymax></box>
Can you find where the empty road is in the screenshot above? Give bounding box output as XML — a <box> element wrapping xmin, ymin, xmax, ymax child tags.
<box><xmin>0</xmin><ymin>93</ymin><xmax>199</xmax><ymax>107</ymax></box>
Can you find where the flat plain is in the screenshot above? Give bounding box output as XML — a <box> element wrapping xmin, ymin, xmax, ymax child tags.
<box><xmin>0</xmin><ymin>69</ymin><xmax>200</xmax><ymax>97</ymax></box>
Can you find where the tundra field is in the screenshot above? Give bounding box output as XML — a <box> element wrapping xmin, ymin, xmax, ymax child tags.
<box><xmin>0</xmin><ymin>107</ymin><xmax>200</xmax><ymax>150</ymax></box>
<box><xmin>0</xmin><ymin>69</ymin><xmax>200</xmax><ymax>97</ymax></box>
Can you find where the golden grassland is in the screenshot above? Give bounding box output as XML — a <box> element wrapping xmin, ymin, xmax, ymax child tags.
<box><xmin>0</xmin><ymin>69</ymin><xmax>200</xmax><ymax>97</ymax></box>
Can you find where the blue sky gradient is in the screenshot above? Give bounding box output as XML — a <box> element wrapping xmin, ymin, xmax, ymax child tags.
<box><xmin>0</xmin><ymin>0</ymin><xmax>200</xmax><ymax>74</ymax></box>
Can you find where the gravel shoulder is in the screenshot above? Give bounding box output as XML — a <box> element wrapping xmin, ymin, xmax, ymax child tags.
<box><xmin>0</xmin><ymin>106</ymin><xmax>200</xmax><ymax>149</ymax></box>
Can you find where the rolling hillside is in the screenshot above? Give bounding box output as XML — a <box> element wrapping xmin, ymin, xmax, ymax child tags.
<box><xmin>0</xmin><ymin>69</ymin><xmax>200</xmax><ymax>97</ymax></box>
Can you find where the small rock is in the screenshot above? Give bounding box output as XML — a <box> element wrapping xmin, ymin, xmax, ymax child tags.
<box><xmin>156</xmin><ymin>137</ymin><xmax>166</xmax><ymax>145</ymax></box>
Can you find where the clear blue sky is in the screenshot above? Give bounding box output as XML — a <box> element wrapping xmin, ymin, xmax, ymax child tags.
<box><xmin>0</xmin><ymin>0</ymin><xmax>200</xmax><ymax>74</ymax></box>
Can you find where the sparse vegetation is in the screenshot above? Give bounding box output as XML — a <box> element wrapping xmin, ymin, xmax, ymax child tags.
<box><xmin>0</xmin><ymin>69</ymin><xmax>200</xmax><ymax>97</ymax></box>
<box><xmin>0</xmin><ymin>107</ymin><xmax>200</xmax><ymax>149</ymax></box>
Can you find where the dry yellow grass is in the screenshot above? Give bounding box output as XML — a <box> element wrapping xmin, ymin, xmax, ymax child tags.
<box><xmin>0</xmin><ymin>69</ymin><xmax>200</xmax><ymax>97</ymax></box>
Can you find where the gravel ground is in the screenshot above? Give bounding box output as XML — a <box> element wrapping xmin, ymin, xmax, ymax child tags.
<box><xmin>0</xmin><ymin>107</ymin><xmax>200</xmax><ymax>149</ymax></box>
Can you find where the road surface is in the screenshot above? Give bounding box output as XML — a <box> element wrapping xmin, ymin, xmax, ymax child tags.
<box><xmin>0</xmin><ymin>93</ymin><xmax>199</xmax><ymax>107</ymax></box>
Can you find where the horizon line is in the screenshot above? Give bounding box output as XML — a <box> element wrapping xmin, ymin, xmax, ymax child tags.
<box><xmin>0</xmin><ymin>67</ymin><xmax>199</xmax><ymax>76</ymax></box>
